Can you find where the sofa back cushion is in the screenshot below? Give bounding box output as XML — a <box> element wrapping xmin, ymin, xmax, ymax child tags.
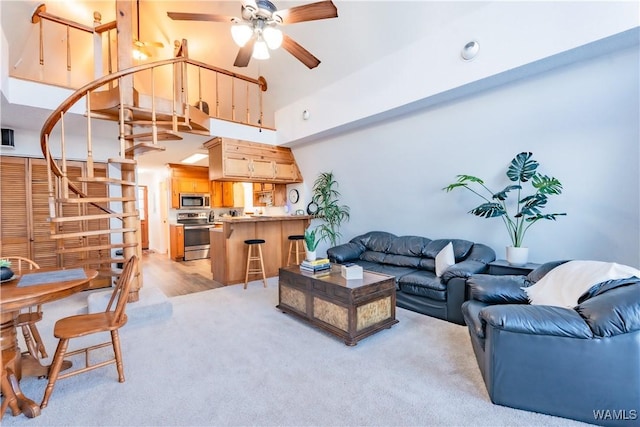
<box><xmin>387</xmin><ymin>235</ymin><xmax>431</xmax><ymax>256</ymax></box>
<box><xmin>423</xmin><ymin>239</ymin><xmax>474</xmax><ymax>261</ymax></box>
<box><xmin>352</xmin><ymin>231</ymin><xmax>396</xmax><ymax>253</ymax></box>
<box><xmin>361</xmin><ymin>250</ymin><xmax>387</xmax><ymax>264</ymax></box>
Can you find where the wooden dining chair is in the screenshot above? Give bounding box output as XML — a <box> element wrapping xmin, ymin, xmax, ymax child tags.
<box><xmin>2</xmin><ymin>257</ymin><xmax>47</xmax><ymax>360</ymax></box>
<box><xmin>40</xmin><ymin>255</ymin><xmax>138</xmax><ymax>409</ymax></box>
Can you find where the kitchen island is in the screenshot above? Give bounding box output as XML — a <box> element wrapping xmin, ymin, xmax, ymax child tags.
<box><xmin>210</xmin><ymin>215</ymin><xmax>312</xmax><ymax>285</ymax></box>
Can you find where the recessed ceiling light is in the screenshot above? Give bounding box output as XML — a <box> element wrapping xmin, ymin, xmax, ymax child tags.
<box><xmin>181</xmin><ymin>153</ymin><xmax>208</xmax><ymax>164</ymax></box>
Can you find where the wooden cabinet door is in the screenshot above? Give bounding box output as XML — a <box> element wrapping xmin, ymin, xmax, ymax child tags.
<box><xmin>274</xmin><ymin>162</ymin><xmax>296</xmax><ymax>181</ymax></box>
<box><xmin>224</xmin><ymin>157</ymin><xmax>251</xmax><ymax>178</ymax></box>
<box><xmin>0</xmin><ymin>157</ymin><xmax>31</xmax><ymax>258</ymax></box>
<box><xmin>177</xmin><ymin>179</ymin><xmax>196</xmax><ymax>193</ymax></box>
<box><xmin>193</xmin><ymin>179</ymin><xmax>209</xmax><ymax>193</ymax></box>
<box><xmin>251</xmin><ymin>159</ymin><xmax>274</xmax><ymax>179</ymax></box>
<box><xmin>170</xmin><ymin>225</ymin><xmax>184</xmax><ymax>260</ymax></box>
<box><xmin>170</xmin><ymin>178</ymin><xmax>180</xmax><ymax>208</ymax></box>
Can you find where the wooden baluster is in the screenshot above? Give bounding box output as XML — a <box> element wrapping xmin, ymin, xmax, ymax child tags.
<box><xmin>246</xmin><ymin>81</ymin><xmax>250</xmax><ymax>124</ymax></box>
<box><xmin>45</xmin><ymin>134</ymin><xmax>56</xmax><ymax>219</ymax></box>
<box><xmin>118</xmin><ymin>78</ymin><xmax>126</xmax><ymax>158</ymax></box>
<box><xmin>86</xmin><ymin>90</ymin><xmax>94</xmax><ymax>177</ymax></box>
<box><xmin>259</xmin><ymin>82</ymin><xmax>264</xmax><ymax>131</ymax></box>
<box><xmin>38</xmin><ymin>17</ymin><xmax>44</xmax><ymax>66</ymax></box>
<box><xmin>231</xmin><ymin>78</ymin><xmax>235</xmax><ymax>122</ymax></box>
<box><xmin>197</xmin><ymin>66</ymin><xmax>203</xmax><ymax>112</ymax></box>
<box><xmin>151</xmin><ymin>68</ymin><xmax>157</xmax><ymax>145</ymax></box>
<box><xmin>93</xmin><ymin>12</ymin><xmax>103</xmax><ymax>79</ymax></box>
<box><xmin>59</xmin><ymin>112</ymin><xmax>69</xmax><ymax>199</ymax></box>
<box><xmin>172</xmin><ymin>63</ymin><xmax>178</xmax><ymax>131</ymax></box>
<box><xmin>215</xmin><ymin>72</ymin><xmax>220</xmax><ymax>118</ymax></box>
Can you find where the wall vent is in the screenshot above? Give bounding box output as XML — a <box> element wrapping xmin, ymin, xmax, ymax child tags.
<box><xmin>1</xmin><ymin>129</ymin><xmax>15</xmax><ymax>149</ymax></box>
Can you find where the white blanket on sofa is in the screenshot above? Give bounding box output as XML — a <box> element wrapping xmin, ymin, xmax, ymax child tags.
<box><xmin>523</xmin><ymin>260</ymin><xmax>640</xmax><ymax>308</ymax></box>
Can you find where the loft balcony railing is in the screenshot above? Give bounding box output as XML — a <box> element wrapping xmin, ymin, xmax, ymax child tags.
<box><xmin>15</xmin><ymin>3</ymin><xmax>271</xmax><ymax>130</ymax></box>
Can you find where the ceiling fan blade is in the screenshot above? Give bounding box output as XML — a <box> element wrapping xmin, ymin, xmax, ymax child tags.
<box><xmin>274</xmin><ymin>1</ymin><xmax>338</xmax><ymax>25</ymax></box>
<box><xmin>281</xmin><ymin>34</ymin><xmax>320</xmax><ymax>69</ymax></box>
<box><xmin>167</xmin><ymin>12</ymin><xmax>235</xmax><ymax>23</ymax></box>
<box><xmin>234</xmin><ymin>37</ymin><xmax>256</xmax><ymax>67</ymax></box>
<box><xmin>144</xmin><ymin>41</ymin><xmax>165</xmax><ymax>48</ymax></box>
<box><xmin>242</xmin><ymin>0</ymin><xmax>258</xmax><ymax>11</ymax></box>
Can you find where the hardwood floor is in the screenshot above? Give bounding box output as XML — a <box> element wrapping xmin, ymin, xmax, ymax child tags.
<box><xmin>140</xmin><ymin>251</ymin><xmax>225</xmax><ymax>297</ymax></box>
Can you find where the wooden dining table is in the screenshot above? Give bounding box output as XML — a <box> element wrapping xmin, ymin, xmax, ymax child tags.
<box><xmin>1</xmin><ymin>267</ymin><xmax>98</xmax><ymax>419</ymax></box>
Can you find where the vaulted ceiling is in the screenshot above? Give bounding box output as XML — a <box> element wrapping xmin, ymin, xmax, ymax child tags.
<box><xmin>1</xmin><ymin>1</ymin><xmax>490</xmax><ymax>118</ymax></box>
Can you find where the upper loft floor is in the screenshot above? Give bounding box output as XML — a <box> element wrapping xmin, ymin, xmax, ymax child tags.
<box><xmin>1</xmin><ymin>1</ymin><xmax>277</xmax><ymax>169</ymax></box>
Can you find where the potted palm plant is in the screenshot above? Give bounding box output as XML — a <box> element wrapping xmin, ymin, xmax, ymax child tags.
<box><xmin>443</xmin><ymin>152</ymin><xmax>566</xmax><ymax>265</ymax></box>
<box><xmin>304</xmin><ymin>227</ymin><xmax>320</xmax><ymax>261</ymax></box>
<box><xmin>310</xmin><ymin>171</ymin><xmax>350</xmax><ymax>247</ymax></box>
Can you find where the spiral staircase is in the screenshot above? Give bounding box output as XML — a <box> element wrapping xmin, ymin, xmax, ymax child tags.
<box><xmin>32</xmin><ymin>3</ymin><xmax>268</xmax><ymax>301</ymax></box>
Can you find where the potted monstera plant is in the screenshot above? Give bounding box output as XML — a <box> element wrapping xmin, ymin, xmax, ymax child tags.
<box><xmin>443</xmin><ymin>152</ymin><xmax>566</xmax><ymax>265</ymax></box>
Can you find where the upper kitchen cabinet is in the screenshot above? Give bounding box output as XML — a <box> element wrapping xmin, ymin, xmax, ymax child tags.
<box><xmin>167</xmin><ymin>163</ymin><xmax>211</xmax><ymax>209</ymax></box>
<box><xmin>205</xmin><ymin>138</ymin><xmax>303</xmax><ymax>183</ymax></box>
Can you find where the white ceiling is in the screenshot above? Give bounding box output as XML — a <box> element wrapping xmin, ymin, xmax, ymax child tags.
<box><xmin>1</xmin><ymin>1</ymin><xmax>490</xmax><ymax>168</ymax></box>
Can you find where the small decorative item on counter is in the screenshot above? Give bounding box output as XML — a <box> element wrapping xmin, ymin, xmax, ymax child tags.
<box><xmin>341</xmin><ymin>263</ymin><xmax>363</xmax><ymax>280</ymax></box>
<box><xmin>0</xmin><ymin>259</ymin><xmax>14</xmax><ymax>282</ymax></box>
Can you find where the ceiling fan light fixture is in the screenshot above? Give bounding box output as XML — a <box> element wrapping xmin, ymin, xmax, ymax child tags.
<box><xmin>252</xmin><ymin>37</ymin><xmax>270</xmax><ymax>60</ymax></box>
<box><xmin>231</xmin><ymin>23</ymin><xmax>253</xmax><ymax>47</ymax></box>
<box><xmin>132</xmin><ymin>46</ymin><xmax>148</xmax><ymax>61</ymax></box>
<box><xmin>263</xmin><ymin>26</ymin><xmax>282</xmax><ymax>50</ymax></box>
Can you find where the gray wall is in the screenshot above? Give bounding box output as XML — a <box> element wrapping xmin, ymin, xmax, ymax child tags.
<box><xmin>292</xmin><ymin>45</ymin><xmax>639</xmax><ymax>267</ymax></box>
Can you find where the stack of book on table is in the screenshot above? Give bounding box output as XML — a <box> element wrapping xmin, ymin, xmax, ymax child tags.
<box><xmin>300</xmin><ymin>258</ymin><xmax>331</xmax><ymax>274</ymax></box>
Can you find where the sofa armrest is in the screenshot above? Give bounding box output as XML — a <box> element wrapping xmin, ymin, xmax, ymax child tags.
<box><xmin>442</xmin><ymin>259</ymin><xmax>489</xmax><ymax>282</ymax></box>
<box><xmin>467</xmin><ymin>274</ymin><xmax>530</xmax><ymax>304</ymax></box>
<box><xmin>577</xmin><ymin>281</ymin><xmax>640</xmax><ymax>337</ymax></box>
<box><xmin>480</xmin><ymin>304</ymin><xmax>593</xmax><ymax>338</ymax></box>
<box><xmin>327</xmin><ymin>242</ymin><xmax>365</xmax><ymax>264</ymax></box>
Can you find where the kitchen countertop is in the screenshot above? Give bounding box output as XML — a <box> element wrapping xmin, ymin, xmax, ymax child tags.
<box><xmin>215</xmin><ymin>215</ymin><xmax>312</xmax><ymax>223</ymax></box>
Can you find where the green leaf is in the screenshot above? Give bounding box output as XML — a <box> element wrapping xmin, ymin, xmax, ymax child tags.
<box><xmin>470</xmin><ymin>203</ymin><xmax>506</xmax><ymax>218</ymax></box>
<box><xmin>532</xmin><ymin>174</ymin><xmax>563</xmax><ymax>195</ymax></box>
<box><xmin>506</xmin><ymin>152</ymin><xmax>538</xmax><ymax>183</ymax></box>
<box><xmin>493</xmin><ymin>185</ymin><xmax>521</xmax><ymax>201</ymax></box>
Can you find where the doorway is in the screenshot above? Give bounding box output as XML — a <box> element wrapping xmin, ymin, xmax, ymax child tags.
<box><xmin>138</xmin><ymin>185</ymin><xmax>149</xmax><ymax>249</ymax></box>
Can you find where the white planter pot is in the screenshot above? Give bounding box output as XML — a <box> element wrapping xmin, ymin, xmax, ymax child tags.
<box><xmin>506</xmin><ymin>246</ymin><xmax>529</xmax><ymax>266</ymax></box>
<box><xmin>305</xmin><ymin>250</ymin><xmax>317</xmax><ymax>262</ymax></box>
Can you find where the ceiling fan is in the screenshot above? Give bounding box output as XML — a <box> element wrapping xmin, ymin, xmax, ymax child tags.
<box><xmin>167</xmin><ymin>0</ymin><xmax>338</xmax><ymax>69</ymax></box>
<box><xmin>133</xmin><ymin>0</ymin><xmax>164</xmax><ymax>60</ymax></box>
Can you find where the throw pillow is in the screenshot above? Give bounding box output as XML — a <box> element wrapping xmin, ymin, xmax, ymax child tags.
<box><xmin>523</xmin><ymin>260</ymin><xmax>640</xmax><ymax>308</ymax></box>
<box><xmin>435</xmin><ymin>242</ymin><xmax>455</xmax><ymax>277</ymax></box>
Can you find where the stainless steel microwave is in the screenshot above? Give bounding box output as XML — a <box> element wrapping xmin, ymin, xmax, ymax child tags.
<box><xmin>180</xmin><ymin>193</ymin><xmax>211</xmax><ymax>209</ymax></box>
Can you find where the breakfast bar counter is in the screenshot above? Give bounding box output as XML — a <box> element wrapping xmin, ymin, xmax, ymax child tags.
<box><xmin>210</xmin><ymin>215</ymin><xmax>312</xmax><ymax>285</ymax></box>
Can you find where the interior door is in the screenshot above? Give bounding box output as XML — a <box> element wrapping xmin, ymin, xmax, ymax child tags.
<box><xmin>138</xmin><ymin>185</ymin><xmax>149</xmax><ymax>249</ymax></box>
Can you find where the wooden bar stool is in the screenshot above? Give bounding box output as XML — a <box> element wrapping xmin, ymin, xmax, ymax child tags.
<box><xmin>287</xmin><ymin>235</ymin><xmax>306</xmax><ymax>266</ymax></box>
<box><xmin>244</xmin><ymin>239</ymin><xmax>267</xmax><ymax>289</ymax></box>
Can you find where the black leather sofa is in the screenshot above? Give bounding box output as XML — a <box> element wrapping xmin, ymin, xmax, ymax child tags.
<box><xmin>462</xmin><ymin>261</ymin><xmax>640</xmax><ymax>426</ymax></box>
<box><xmin>327</xmin><ymin>231</ymin><xmax>496</xmax><ymax>325</ymax></box>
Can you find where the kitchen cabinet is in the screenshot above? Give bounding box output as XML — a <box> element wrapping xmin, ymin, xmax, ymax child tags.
<box><xmin>253</xmin><ymin>183</ymin><xmax>286</xmax><ymax>207</ymax></box>
<box><xmin>169</xmin><ymin>224</ymin><xmax>184</xmax><ymax>260</ymax></box>
<box><xmin>205</xmin><ymin>137</ymin><xmax>303</xmax><ymax>183</ymax></box>
<box><xmin>211</xmin><ymin>181</ymin><xmax>236</xmax><ymax>207</ymax></box>
<box><xmin>167</xmin><ymin>163</ymin><xmax>211</xmax><ymax>208</ymax></box>
<box><xmin>210</xmin><ymin>216</ymin><xmax>311</xmax><ymax>285</ymax></box>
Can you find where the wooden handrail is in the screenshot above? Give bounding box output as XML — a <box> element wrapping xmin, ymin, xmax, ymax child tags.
<box><xmin>31</xmin><ymin>4</ymin><xmax>94</xmax><ymax>33</ymax></box>
<box><xmin>40</xmin><ymin>56</ymin><xmax>267</xmax><ymax>183</ymax></box>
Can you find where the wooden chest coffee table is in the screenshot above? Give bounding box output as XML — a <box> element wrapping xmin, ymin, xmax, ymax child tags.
<box><xmin>278</xmin><ymin>264</ymin><xmax>398</xmax><ymax>346</ymax></box>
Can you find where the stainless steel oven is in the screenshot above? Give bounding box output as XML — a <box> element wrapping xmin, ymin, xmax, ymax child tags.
<box><xmin>177</xmin><ymin>212</ymin><xmax>215</xmax><ymax>261</ymax></box>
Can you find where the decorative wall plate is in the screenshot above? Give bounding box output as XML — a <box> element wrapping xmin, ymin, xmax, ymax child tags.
<box><xmin>306</xmin><ymin>201</ymin><xmax>319</xmax><ymax>215</ymax></box>
<box><xmin>288</xmin><ymin>189</ymin><xmax>299</xmax><ymax>204</ymax></box>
